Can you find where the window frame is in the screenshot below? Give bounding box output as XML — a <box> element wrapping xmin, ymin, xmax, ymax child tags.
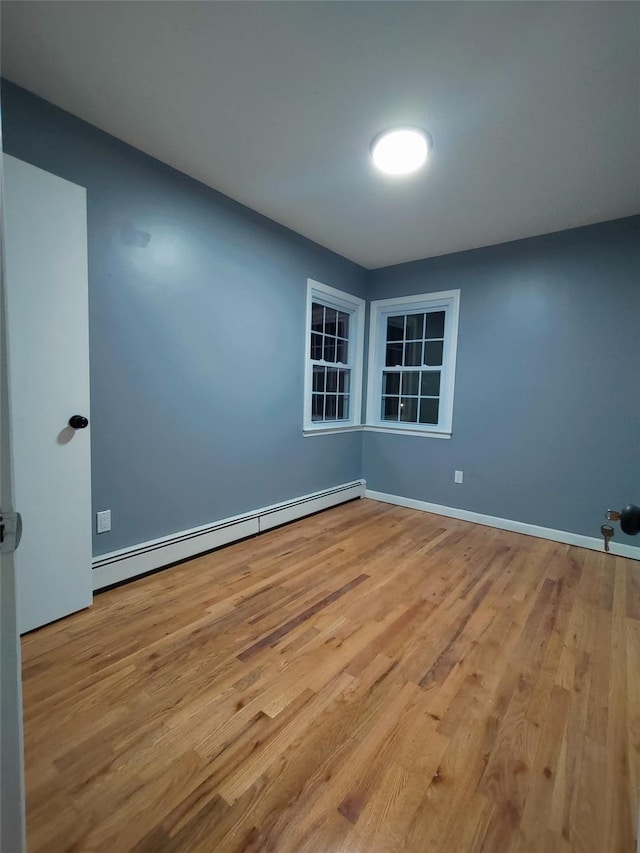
<box><xmin>365</xmin><ymin>290</ymin><xmax>460</xmax><ymax>438</ymax></box>
<box><xmin>304</xmin><ymin>279</ymin><xmax>365</xmax><ymax>435</ymax></box>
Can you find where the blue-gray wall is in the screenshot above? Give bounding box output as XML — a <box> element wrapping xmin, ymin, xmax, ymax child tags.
<box><xmin>3</xmin><ymin>80</ymin><xmax>638</xmax><ymax>555</ymax></box>
<box><xmin>364</xmin><ymin>217</ymin><xmax>640</xmax><ymax>545</ymax></box>
<box><xmin>1</xmin><ymin>80</ymin><xmax>368</xmax><ymax>555</ymax></box>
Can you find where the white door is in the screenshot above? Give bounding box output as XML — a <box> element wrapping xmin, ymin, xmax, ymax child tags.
<box><xmin>0</xmin><ymin>155</ymin><xmax>27</xmax><ymax>852</ymax></box>
<box><xmin>3</xmin><ymin>155</ymin><xmax>92</xmax><ymax>633</ymax></box>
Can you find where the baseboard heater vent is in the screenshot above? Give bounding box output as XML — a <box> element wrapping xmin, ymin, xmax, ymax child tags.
<box><xmin>92</xmin><ymin>479</ymin><xmax>365</xmax><ymax>590</ymax></box>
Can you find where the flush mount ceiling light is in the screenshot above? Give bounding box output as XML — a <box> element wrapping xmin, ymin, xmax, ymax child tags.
<box><xmin>370</xmin><ymin>127</ymin><xmax>432</xmax><ymax>176</ymax></box>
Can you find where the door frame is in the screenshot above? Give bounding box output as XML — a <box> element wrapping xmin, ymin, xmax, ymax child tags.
<box><xmin>0</xmin><ymin>145</ymin><xmax>27</xmax><ymax>853</ymax></box>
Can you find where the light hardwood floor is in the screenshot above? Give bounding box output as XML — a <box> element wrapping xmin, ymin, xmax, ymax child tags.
<box><xmin>21</xmin><ymin>498</ymin><xmax>640</xmax><ymax>852</ymax></box>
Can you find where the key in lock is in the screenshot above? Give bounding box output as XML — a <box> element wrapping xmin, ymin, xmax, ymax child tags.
<box><xmin>600</xmin><ymin>523</ymin><xmax>614</xmax><ymax>553</ymax></box>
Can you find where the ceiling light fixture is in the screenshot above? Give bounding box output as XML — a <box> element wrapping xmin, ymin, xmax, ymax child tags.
<box><xmin>370</xmin><ymin>127</ymin><xmax>432</xmax><ymax>176</ymax></box>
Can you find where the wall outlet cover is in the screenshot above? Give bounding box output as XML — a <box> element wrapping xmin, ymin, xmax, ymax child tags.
<box><xmin>96</xmin><ymin>510</ymin><xmax>111</xmax><ymax>533</ymax></box>
<box><xmin>454</xmin><ymin>470</ymin><xmax>464</xmax><ymax>484</ymax></box>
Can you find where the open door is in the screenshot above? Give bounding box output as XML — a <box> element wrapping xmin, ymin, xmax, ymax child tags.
<box><xmin>3</xmin><ymin>155</ymin><xmax>92</xmax><ymax>633</ymax></box>
<box><xmin>0</xmin><ymin>148</ymin><xmax>27</xmax><ymax>851</ymax></box>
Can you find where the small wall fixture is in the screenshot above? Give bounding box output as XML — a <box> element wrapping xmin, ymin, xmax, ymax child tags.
<box><xmin>370</xmin><ymin>127</ymin><xmax>432</xmax><ymax>176</ymax></box>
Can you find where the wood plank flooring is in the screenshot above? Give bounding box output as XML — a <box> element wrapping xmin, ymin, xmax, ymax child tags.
<box><xmin>21</xmin><ymin>498</ymin><xmax>640</xmax><ymax>852</ymax></box>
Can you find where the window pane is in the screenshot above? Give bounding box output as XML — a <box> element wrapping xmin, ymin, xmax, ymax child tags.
<box><xmin>386</xmin><ymin>342</ymin><xmax>403</xmax><ymax>366</ymax></box>
<box><xmin>424</xmin><ymin>340</ymin><xmax>444</xmax><ymax>366</ymax></box>
<box><xmin>405</xmin><ymin>313</ymin><xmax>424</xmax><ymax>340</ymax></box>
<box><xmin>401</xmin><ymin>371</ymin><xmax>419</xmax><ymax>396</ymax></box>
<box><xmin>325</xmin><ymin>394</ymin><xmax>337</xmax><ymax>420</ymax></box>
<box><xmin>404</xmin><ymin>341</ymin><xmax>422</xmax><ymax>366</ymax></box>
<box><xmin>324</xmin><ymin>336</ymin><xmax>337</xmax><ymax>363</ymax></box>
<box><xmin>382</xmin><ymin>396</ymin><xmax>399</xmax><ymax>420</ymax></box>
<box><xmin>419</xmin><ymin>398</ymin><xmax>440</xmax><ymax>424</ymax></box>
<box><xmin>420</xmin><ymin>371</ymin><xmax>441</xmax><ymax>397</ymax></box>
<box><xmin>400</xmin><ymin>397</ymin><xmax>419</xmax><ymax>423</ymax></box>
<box><xmin>426</xmin><ymin>311</ymin><xmax>445</xmax><ymax>339</ymax></box>
<box><xmin>337</xmin><ymin>395</ymin><xmax>349</xmax><ymax>420</ymax></box>
<box><xmin>311</xmin><ymin>333</ymin><xmax>323</xmax><ymax>360</ymax></box>
<box><xmin>383</xmin><ymin>372</ymin><xmax>400</xmax><ymax>395</ymax></box>
<box><xmin>311</xmin><ymin>303</ymin><xmax>325</xmax><ymax>334</ymax></box>
<box><xmin>326</xmin><ymin>368</ymin><xmax>338</xmax><ymax>392</ymax></box>
<box><xmin>386</xmin><ymin>316</ymin><xmax>404</xmax><ymax>342</ymax></box>
<box><xmin>313</xmin><ymin>365</ymin><xmax>325</xmax><ymax>392</ymax></box>
<box><xmin>336</xmin><ymin>339</ymin><xmax>349</xmax><ymax>364</ymax></box>
<box><xmin>370</xmin><ymin>295</ymin><xmax>456</xmax><ymax>432</ymax></box>
<box><xmin>307</xmin><ymin>286</ymin><xmax>363</xmax><ymax>430</ymax></box>
<box><xmin>337</xmin><ymin>311</ymin><xmax>349</xmax><ymax>338</ymax></box>
<box><xmin>312</xmin><ymin>394</ymin><xmax>323</xmax><ymax>421</ymax></box>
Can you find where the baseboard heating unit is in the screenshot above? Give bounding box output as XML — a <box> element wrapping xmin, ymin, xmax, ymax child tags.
<box><xmin>92</xmin><ymin>479</ymin><xmax>365</xmax><ymax>590</ymax></box>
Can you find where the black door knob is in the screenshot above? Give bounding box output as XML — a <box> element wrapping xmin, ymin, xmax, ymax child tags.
<box><xmin>620</xmin><ymin>504</ymin><xmax>640</xmax><ymax>536</ymax></box>
<box><xmin>68</xmin><ymin>415</ymin><xmax>89</xmax><ymax>429</ymax></box>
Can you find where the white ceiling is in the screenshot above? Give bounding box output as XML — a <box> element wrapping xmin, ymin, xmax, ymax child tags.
<box><xmin>2</xmin><ymin>1</ymin><xmax>639</xmax><ymax>269</ymax></box>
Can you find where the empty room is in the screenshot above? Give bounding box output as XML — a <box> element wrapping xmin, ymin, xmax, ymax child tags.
<box><xmin>0</xmin><ymin>1</ymin><xmax>639</xmax><ymax>851</ymax></box>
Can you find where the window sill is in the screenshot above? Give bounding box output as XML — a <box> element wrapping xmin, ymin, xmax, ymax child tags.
<box><xmin>363</xmin><ymin>425</ymin><xmax>451</xmax><ymax>439</ymax></box>
<box><xmin>303</xmin><ymin>424</ymin><xmax>451</xmax><ymax>439</ymax></box>
<box><xmin>303</xmin><ymin>424</ymin><xmax>363</xmax><ymax>437</ymax></box>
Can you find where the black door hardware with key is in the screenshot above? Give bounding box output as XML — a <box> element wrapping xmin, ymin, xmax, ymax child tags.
<box><xmin>601</xmin><ymin>503</ymin><xmax>640</xmax><ymax>552</ymax></box>
<box><xmin>68</xmin><ymin>415</ymin><xmax>88</xmax><ymax>429</ymax></box>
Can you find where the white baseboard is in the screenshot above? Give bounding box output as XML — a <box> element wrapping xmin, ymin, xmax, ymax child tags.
<box><xmin>92</xmin><ymin>480</ymin><xmax>365</xmax><ymax>590</ymax></box>
<box><xmin>365</xmin><ymin>489</ymin><xmax>640</xmax><ymax>561</ymax></box>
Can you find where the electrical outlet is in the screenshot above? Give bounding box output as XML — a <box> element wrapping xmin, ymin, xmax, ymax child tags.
<box><xmin>454</xmin><ymin>470</ymin><xmax>464</xmax><ymax>484</ymax></box>
<box><xmin>96</xmin><ymin>510</ymin><xmax>111</xmax><ymax>533</ymax></box>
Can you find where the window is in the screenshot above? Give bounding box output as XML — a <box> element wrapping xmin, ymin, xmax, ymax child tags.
<box><xmin>366</xmin><ymin>290</ymin><xmax>460</xmax><ymax>436</ymax></box>
<box><xmin>304</xmin><ymin>279</ymin><xmax>365</xmax><ymax>433</ymax></box>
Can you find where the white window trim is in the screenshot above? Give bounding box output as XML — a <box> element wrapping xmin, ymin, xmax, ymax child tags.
<box><xmin>303</xmin><ymin>279</ymin><xmax>365</xmax><ymax>435</ymax></box>
<box><xmin>365</xmin><ymin>289</ymin><xmax>460</xmax><ymax>438</ymax></box>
